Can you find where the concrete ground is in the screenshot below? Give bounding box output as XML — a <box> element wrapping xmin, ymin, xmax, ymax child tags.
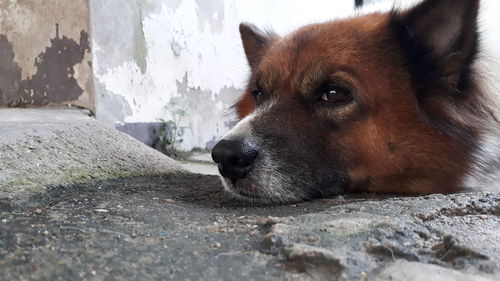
<box><xmin>179</xmin><ymin>152</ymin><xmax>218</xmax><ymax>175</ymax></box>
<box><xmin>1</xmin><ymin>109</ymin><xmax>499</xmax><ymax>281</ymax></box>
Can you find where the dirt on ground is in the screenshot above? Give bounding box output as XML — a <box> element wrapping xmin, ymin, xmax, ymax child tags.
<box><xmin>1</xmin><ymin>173</ymin><xmax>499</xmax><ymax>281</ymax></box>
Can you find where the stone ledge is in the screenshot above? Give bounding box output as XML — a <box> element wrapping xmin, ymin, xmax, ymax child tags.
<box><xmin>0</xmin><ymin>108</ymin><xmax>183</xmax><ymax>198</ymax></box>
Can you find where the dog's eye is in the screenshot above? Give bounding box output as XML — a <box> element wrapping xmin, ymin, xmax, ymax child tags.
<box><xmin>251</xmin><ymin>89</ymin><xmax>263</xmax><ymax>102</ymax></box>
<box><xmin>319</xmin><ymin>84</ymin><xmax>352</xmax><ymax>105</ymax></box>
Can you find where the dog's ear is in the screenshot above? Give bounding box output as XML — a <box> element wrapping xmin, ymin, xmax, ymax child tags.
<box><xmin>390</xmin><ymin>0</ymin><xmax>480</xmax><ymax>93</ymax></box>
<box><xmin>239</xmin><ymin>23</ymin><xmax>275</xmax><ymax>69</ymax></box>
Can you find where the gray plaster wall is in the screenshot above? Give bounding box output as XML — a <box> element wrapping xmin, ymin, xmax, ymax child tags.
<box><xmin>89</xmin><ymin>0</ymin><xmax>357</xmax><ymax>151</ymax></box>
<box><xmin>0</xmin><ymin>0</ymin><xmax>94</xmax><ymax>111</ymax></box>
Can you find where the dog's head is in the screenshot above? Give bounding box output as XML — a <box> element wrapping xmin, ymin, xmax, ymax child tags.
<box><xmin>212</xmin><ymin>0</ymin><xmax>483</xmax><ymax>204</ymax></box>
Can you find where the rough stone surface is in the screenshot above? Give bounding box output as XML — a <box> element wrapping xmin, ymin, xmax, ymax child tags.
<box><xmin>1</xmin><ymin>173</ymin><xmax>498</xmax><ymax>281</ymax></box>
<box><xmin>0</xmin><ymin>108</ymin><xmax>182</xmax><ymax>198</ymax></box>
<box><xmin>371</xmin><ymin>260</ymin><xmax>494</xmax><ymax>281</ymax></box>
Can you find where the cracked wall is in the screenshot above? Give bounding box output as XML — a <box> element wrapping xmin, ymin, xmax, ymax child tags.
<box><xmin>0</xmin><ymin>0</ymin><xmax>94</xmax><ymax>110</ymax></box>
<box><xmin>90</xmin><ymin>0</ymin><xmax>356</xmax><ymax>151</ymax></box>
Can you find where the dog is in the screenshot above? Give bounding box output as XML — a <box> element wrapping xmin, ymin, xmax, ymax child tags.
<box><xmin>211</xmin><ymin>0</ymin><xmax>500</xmax><ymax>204</ymax></box>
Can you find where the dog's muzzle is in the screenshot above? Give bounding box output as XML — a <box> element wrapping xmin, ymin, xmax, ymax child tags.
<box><xmin>211</xmin><ymin>138</ymin><xmax>258</xmax><ymax>182</ymax></box>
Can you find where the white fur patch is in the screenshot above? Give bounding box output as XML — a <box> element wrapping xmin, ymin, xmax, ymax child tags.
<box><xmin>461</xmin><ymin>0</ymin><xmax>500</xmax><ymax>190</ymax></box>
<box><xmin>221</xmin><ymin>112</ymin><xmax>256</xmax><ymax>141</ymax></box>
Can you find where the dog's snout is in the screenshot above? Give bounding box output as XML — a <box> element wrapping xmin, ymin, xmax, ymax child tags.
<box><xmin>211</xmin><ymin>139</ymin><xmax>258</xmax><ymax>181</ymax></box>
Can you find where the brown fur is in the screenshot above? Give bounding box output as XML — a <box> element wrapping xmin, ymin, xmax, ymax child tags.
<box><xmin>233</xmin><ymin>1</ymin><xmax>482</xmax><ymax>195</ymax></box>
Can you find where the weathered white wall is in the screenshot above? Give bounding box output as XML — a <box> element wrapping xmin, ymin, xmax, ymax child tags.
<box><xmin>90</xmin><ymin>0</ymin><xmax>356</xmax><ymax>150</ymax></box>
<box><xmin>90</xmin><ymin>0</ymin><xmax>500</xmax><ymax>151</ymax></box>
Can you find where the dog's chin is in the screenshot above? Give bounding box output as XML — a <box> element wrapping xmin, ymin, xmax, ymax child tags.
<box><xmin>219</xmin><ymin>176</ymin><xmax>270</xmax><ymax>204</ymax></box>
<box><xmin>218</xmin><ymin>174</ymin><xmax>315</xmax><ymax>205</ymax></box>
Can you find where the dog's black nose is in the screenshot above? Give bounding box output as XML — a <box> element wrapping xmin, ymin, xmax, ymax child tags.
<box><xmin>211</xmin><ymin>138</ymin><xmax>258</xmax><ymax>181</ymax></box>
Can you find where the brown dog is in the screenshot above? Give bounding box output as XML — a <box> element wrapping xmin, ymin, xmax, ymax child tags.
<box><xmin>212</xmin><ymin>0</ymin><xmax>500</xmax><ymax>204</ymax></box>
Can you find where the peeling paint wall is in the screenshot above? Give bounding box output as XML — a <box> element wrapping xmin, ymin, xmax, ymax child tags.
<box><xmin>2</xmin><ymin>0</ymin><xmax>497</xmax><ymax>153</ymax></box>
<box><xmin>0</xmin><ymin>0</ymin><xmax>94</xmax><ymax>110</ymax></box>
<box><xmin>90</xmin><ymin>0</ymin><xmax>356</xmax><ymax>151</ymax></box>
